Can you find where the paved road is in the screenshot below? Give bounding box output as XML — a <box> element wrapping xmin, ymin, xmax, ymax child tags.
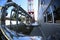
<box><xmin>30</xmin><ymin>27</ymin><xmax>42</xmax><ymax>36</ymax></box>
<box><xmin>30</xmin><ymin>23</ymin><xmax>60</xmax><ymax>38</ymax></box>
<box><xmin>41</xmin><ymin>23</ymin><xmax>60</xmax><ymax>36</ymax></box>
<box><xmin>0</xmin><ymin>21</ymin><xmax>1</xmax><ymax>25</ymax></box>
<box><xmin>1</xmin><ymin>22</ymin><xmax>60</xmax><ymax>39</ymax></box>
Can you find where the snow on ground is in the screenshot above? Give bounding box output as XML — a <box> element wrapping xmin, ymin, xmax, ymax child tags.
<box><xmin>5</xmin><ymin>20</ymin><xmax>20</xmax><ymax>25</ymax></box>
<box><xmin>32</xmin><ymin>22</ymin><xmax>38</xmax><ymax>25</ymax></box>
<box><xmin>5</xmin><ymin>27</ymin><xmax>42</xmax><ymax>40</ymax></box>
<box><xmin>13</xmin><ymin>36</ymin><xmax>42</xmax><ymax>40</ymax></box>
<box><xmin>4</xmin><ymin>20</ymin><xmax>42</xmax><ymax>40</ymax></box>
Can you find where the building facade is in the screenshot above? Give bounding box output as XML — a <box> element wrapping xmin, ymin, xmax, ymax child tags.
<box><xmin>38</xmin><ymin>0</ymin><xmax>60</xmax><ymax>23</ymax></box>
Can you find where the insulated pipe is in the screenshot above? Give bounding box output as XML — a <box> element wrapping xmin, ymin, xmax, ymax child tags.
<box><xmin>1</xmin><ymin>2</ymin><xmax>19</xmax><ymax>40</ymax></box>
<box><xmin>1</xmin><ymin>2</ymin><xmax>33</xmax><ymax>40</ymax></box>
<box><xmin>1</xmin><ymin>2</ymin><xmax>19</xmax><ymax>25</ymax></box>
<box><xmin>18</xmin><ymin>6</ymin><xmax>32</xmax><ymax>18</ymax></box>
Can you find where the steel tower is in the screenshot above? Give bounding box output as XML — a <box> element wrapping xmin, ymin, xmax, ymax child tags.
<box><xmin>28</xmin><ymin>0</ymin><xmax>35</xmax><ymax>23</ymax></box>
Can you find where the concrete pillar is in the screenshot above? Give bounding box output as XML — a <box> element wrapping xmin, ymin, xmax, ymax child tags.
<box><xmin>38</xmin><ymin>0</ymin><xmax>44</xmax><ymax>24</ymax></box>
<box><xmin>46</xmin><ymin>13</ymin><xmax>48</xmax><ymax>23</ymax></box>
<box><xmin>50</xmin><ymin>6</ymin><xmax>54</xmax><ymax>23</ymax></box>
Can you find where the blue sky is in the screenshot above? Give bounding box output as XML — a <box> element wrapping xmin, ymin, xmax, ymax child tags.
<box><xmin>0</xmin><ymin>0</ymin><xmax>27</xmax><ymax>11</ymax></box>
<box><xmin>0</xmin><ymin>0</ymin><xmax>38</xmax><ymax>20</ymax></box>
<box><xmin>13</xmin><ymin>37</ymin><xmax>41</xmax><ymax>40</ymax></box>
<box><xmin>13</xmin><ymin>0</ymin><xmax>27</xmax><ymax>11</ymax></box>
<box><xmin>0</xmin><ymin>0</ymin><xmax>7</xmax><ymax>6</ymax></box>
<box><xmin>13</xmin><ymin>0</ymin><xmax>38</xmax><ymax>20</ymax></box>
<box><xmin>0</xmin><ymin>0</ymin><xmax>38</xmax><ymax>11</ymax></box>
<box><xmin>0</xmin><ymin>0</ymin><xmax>39</xmax><ymax>40</ymax></box>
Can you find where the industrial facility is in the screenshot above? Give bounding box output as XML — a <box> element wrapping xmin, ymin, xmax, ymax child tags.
<box><xmin>0</xmin><ymin>0</ymin><xmax>60</xmax><ymax>40</ymax></box>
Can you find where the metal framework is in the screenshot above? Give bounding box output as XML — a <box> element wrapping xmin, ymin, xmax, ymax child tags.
<box><xmin>1</xmin><ymin>2</ymin><xmax>33</xmax><ymax>40</ymax></box>
<box><xmin>27</xmin><ymin>0</ymin><xmax>35</xmax><ymax>23</ymax></box>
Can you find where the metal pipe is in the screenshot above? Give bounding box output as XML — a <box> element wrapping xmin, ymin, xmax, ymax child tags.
<box><xmin>10</xmin><ymin>9</ymin><xmax>12</xmax><ymax>28</ymax></box>
<box><xmin>16</xmin><ymin>9</ymin><xmax>18</xmax><ymax>27</ymax></box>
